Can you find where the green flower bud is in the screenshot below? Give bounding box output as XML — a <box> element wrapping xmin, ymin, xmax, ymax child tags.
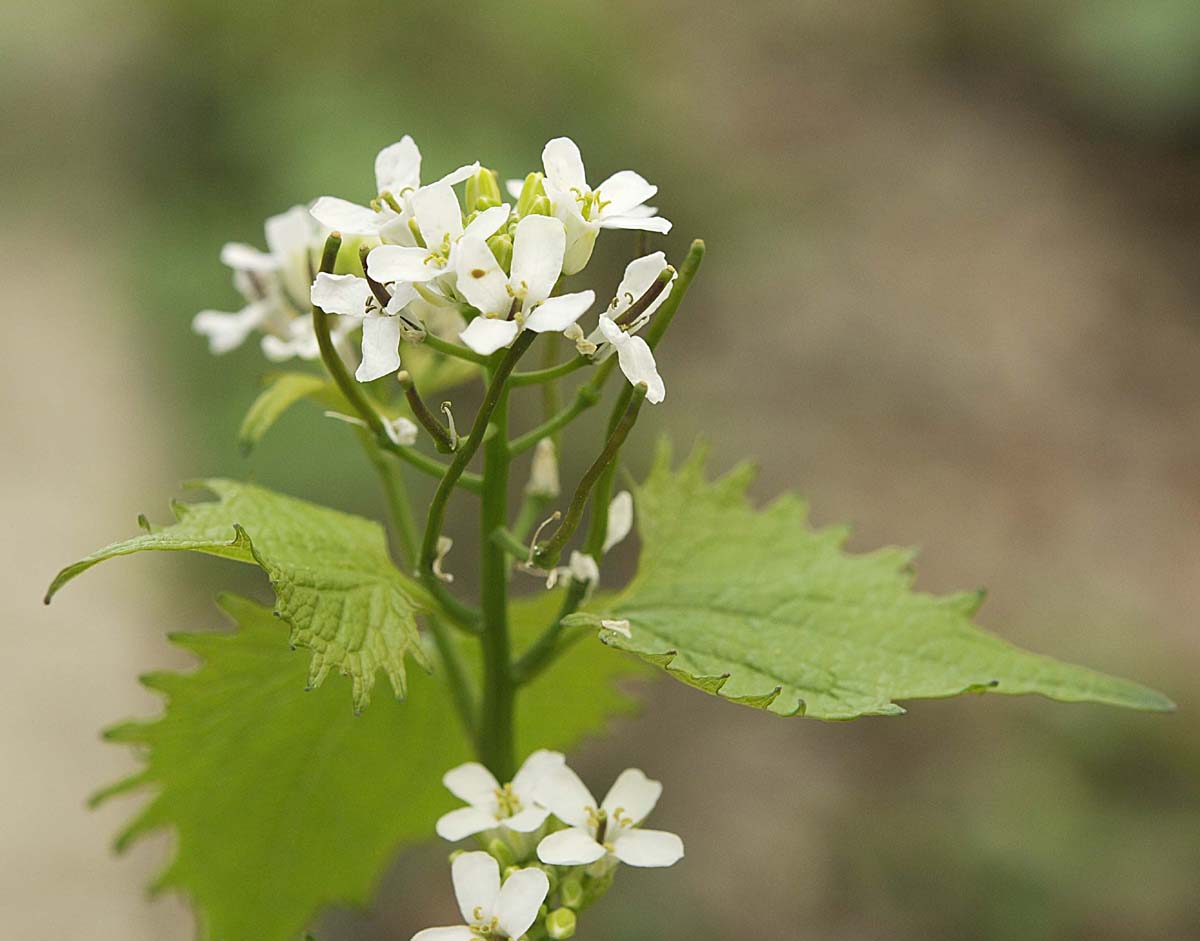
<box><xmin>487</xmin><ymin>233</ymin><xmax>513</xmax><ymax>274</ymax></box>
<box><xmin>516</xmin><ymin>172</ymin><xmax>546</xmax><ymax>216</ymax></box>
<box><xmin>546</xmin><ymin>907</ymin><xmax>577</xmax><ymax>939</ymax></box>
<box><xmin>527</xmin><ymin>195</ymin><xmax>553</xmax><ymax>218</ymax></box>
<box><xmin>559</xmin><ymin>875</ymin><xmax>584</xmax><ymax>910</ymax></box>
<box><xmin>486</xmin><ymin>838</ymin><xmax>516</xmax><ymax>869</ymax></box>
<box><xmin>466</xmin><ymin>167</ymin><xmax>502</xmax><ymax>212</ymax></box>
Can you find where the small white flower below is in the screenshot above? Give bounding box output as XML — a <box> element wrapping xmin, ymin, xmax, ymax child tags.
<box><xmin>535</xmin><ymin>766</ymin><xmax>684</xmax><ymax>868</ymax></box>
<box><xmin>411</xmin><ymin>851</ymin><xmax>549</xmax><ymax>941</ymax></box>
<box><xmin>436</xmin><ymin>749</ymin><xmax>565</xmax><ymax>841</ymax></box>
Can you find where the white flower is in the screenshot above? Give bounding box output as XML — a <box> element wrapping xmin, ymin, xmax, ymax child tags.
<box><xmin>605</xmin><ymin>251</ymin><xmax>676</xmax><ymax>333</ymax></box>
<box><xmin>540</xmin><ymin>137</ymin><xmax>672</xmax><ymax>274</ymax></box>
<box><xmin>436</xmin><ymin>749</ymin><xmax>565</xmax><ymax>841</ymax></box>
<box><xmin>544</xmin><ymin>551</ymin><xmax>599</xmax><ymax>591</ymax></box>
<box><xmin>455</xmin><ymin>215</ymin><xmax>595</xmax><ymax>356</ymax></box>
<box><xmin>535</xmin><ymin>766</ymin><xmax>684</xmax><ymax>868</ymax></box>
<box><xmin>194</xmin><ymin>206</ymin><xmax>325</xmax><ymax>358</ymax></box>
<box><xmin>365</xmin><ymin>184</ymin><xmax>510</xmax><ymax>308</ymax></box>
<box><xmin>310</xmin><ymin>272</ymin><xmax>418</xmax><ymax>381</ymax></box>
<box><xmin>412</xmin><ymin>851</ymin><xmax>548</xmax><ymax>941</ymax></box>
<box><xmin>310</xmin><ymin>136</ymin><xmax>478</xmax><ymax>238</ymax></box>
<box><xmin>597</xmin><ymin>316</ymin><xmax>665</xmax><ymax>404</ymax></box>
<box><xmin>323</xmin><ymin>411</ymin><xmax>419</xmax><ymax>446</ymax></box>
<box><xmin>602</xmin><ymin>490</ymin><xmax>634</xmax><ymax>554</ymax></box>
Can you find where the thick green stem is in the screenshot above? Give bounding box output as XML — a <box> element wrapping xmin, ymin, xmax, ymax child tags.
<box><xmin>478</xmin><ymin>386</ymin><xmax>517</xmax><ymax>778</ymax></box>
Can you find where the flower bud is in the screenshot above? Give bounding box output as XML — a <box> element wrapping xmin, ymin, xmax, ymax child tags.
<box><xmin>486</xmin><ymin>837</ymin><xmax>516</xmax><ymax>869</ymax></box>
<box><xmin>527</xmin><ymin>195</ymin><xmax>553</xmax><ymax>218</ymax></box>
<box><xmin>466</xmin><ymin>167</ymin><xmax>502</xmax><ymax>212</ymax></box>
<box><xmin>559</xmin><ymin>875</ymin><xmax>584</xmax><ymax>909</ymax></box>
<box><xmin>545</xmin><ymin>907</ymin><xmax>577</xmax><ymax>939</ymax></box>
<box><xmin>525</xmin><ymin>439</ymin><xmax>560</xmax><ymax>498</ymax></box>
<box><xmin>487</xmin><ymin>233</ymin><xmax>513</xmax><ymax>274</ymax></box>
<box><xmin>516</xmin><ymin>172</ymin><xmax>545</xmax><ymax>217</ymax></box>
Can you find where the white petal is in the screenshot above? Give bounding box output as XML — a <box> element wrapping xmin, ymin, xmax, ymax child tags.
<box><xmin>524</xmin><ymin>291</ymin><xmax>594</xmax><ymax>333</ymax></box>
<box><xmin>220</xmin><ymin>242</ymin><xmax>277</xmax><ymax>272</ymax></box>
<box><xmin>505</xmin><ymin>178</ymin><xmax>524</xmax><ymax>200</ymax></box>
<box><xmin>385</xmin><ymin>282</ymin><xmax>420</xmax><ymax>315</ymax></box>
<box><xmin>385</xmin><ymin>416</ymin><xmax>419</xmax><ymax>446</ymax></box>
<box><xmin>455</xmin><ymin>236</ymin><xmax>510</xmax><ymax>316</ymax></box>
<box><xmin>567</xmin><ymin>551</ymin><xmax>599</xmax><ymax>585</ymax></box>
<box><xmin>602</xmin><ymin>490</ymin><xmax>634</xmax><ymax>553</ymax></box>
<box><xmin>435</xmin><ymin>806</ymin><xmax>499</xmax><ymax>842</ymax></box>
<box><xmin>495</xmin><ymin>868</ymin><xmax>550</xmax><ymax>940</ymax></box>
<box><xmin>611</xmin><ymin>251</ymin><xmax>670</xmax><ymax>321</ymax></box>
<box><xmin>511</xmin><ymin>749</ymin><xmax>566</xmax><ymax>800</ymax></box>
<box><xmin>543</xmin><ymin>186</ymin><xmax>600</xmax><ymax>275</ymax></box>
<box><xmin>309</xmin><ymin>196</ymin><xmax>386</xmax><ymax>235</ymax></box>
<box><xmin>536</xmin><ymin>827</ymin><xmax>607</xmax><ymax>866</ymax></box>
<box><xmin>533</xmin><ymin>765</ymin><xmax>596</xmax><ymax>829</ymax></box>
<box><xmin>356</xmin><ymin>317</ymin><xmax>402</xmax><ymax>382</ymax></box>
<box><xmin>451</xmin><ymin>851</ymin><xmax>500</xmax><ymax>924</ymax></box>
<box><xmin>412</xmin><ymin>182</ymin><xmax>464</xmax><ymax>246</ymax></box>
<box><xmin>459</xmin><ymin>317</ymin><xmax>520</xmax><ymax>356</ymax></box>
<box><xmin>368</xmin><ymin>245</ymin><xmax>444</xmax><ymax>284</ymax></box>
<box><xmin>511</xmin><ymin>215</ymin><xmax>565</xmax><ymax>306</ymax></box>
<box><xmin>265</xmin><ymin>206</ymin><xmax>319</xmax><ymax>259</ymax></box>
<box><xmin>435</xmin><ymin>161</ymin><xmax>481</xmax><ymax>188</ymax></box>
<box><xmin>379</xmin><ymin>212</ymin><xmax>418</xmax><ymax>246</ymax></box>
<box><xmin>596</xmin><ymin>170</ymin><xmax>656</xmax><ymax>216</ymax></box>
<box><xmin>599</xmin><ymin>318</ymin><xmax>665</xmax><ymax>404</ymax></box>
<box><xmin>601</xmin><ymin>768</ymin><xmax>662</xmax><ymax>825</ymax></box>
<box><xmin>599</xmin><ymin>214</ymin><xmax>672</xmax><ymax>234</ymax></box>
<box><xmin>610</xmin><ymin>828</ymin><xmax>684</xmax><ymax>867</ymax></box>
<box><xmin>375</xmin><ymin>136</ymin><xmax>421</xmax><ymax>195</ymax></box>
<box><xmin>463</xmin><ymin>203</ymin><xmax>511</xmax><ymax>241</ymax></box>
<box><xmin>502</xmin><ymin>806</ymin><xmax>550</xmax><ymax>833</ymax></box>
<box><xmin>542</xmin><ymin>137</ymin><xmax>587</xmax><ymax>191</ymax></box>
<box><xmin>311</xmin><ymin>273</ymin><xmax>373</xmax><ymax>318</ymax></box>
<box><xmin>411</xmin><ymin>926</ymin><xmax>475</xmax><ymax>941</ymax></box>
<box><xmin>442</xmin><ymin>762</ymin><xmax>500</xmax><ymax>806</ymax></box>
<box><xmin>192</xmin><ymin>303</ymin><xmax>266</xmax><ymax>354</ymax></box>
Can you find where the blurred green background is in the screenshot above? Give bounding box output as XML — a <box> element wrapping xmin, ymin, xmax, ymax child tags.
<box><xmin>5</xmin><ymin>1</ymin><xmax>1199</xmax><ymax>938</ymax></box>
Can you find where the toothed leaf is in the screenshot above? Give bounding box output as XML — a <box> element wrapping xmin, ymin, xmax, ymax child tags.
<box><xmin>47</xmin><ymin>480</ymin><xmax>432</xmax><ymax>711</ymax></box>
<box><xmin>576</xmin><ymin>442</ymin><xmax>1172</xmax><ymax>719</ymax></box>
<box><xmin>97</xmin><ymin>591</ymin><xmax>644</xmax><ymax>941</ymax></box>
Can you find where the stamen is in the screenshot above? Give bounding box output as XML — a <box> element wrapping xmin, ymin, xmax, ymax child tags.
<box><xmin>440</xmin><ymin>402</ymin><xmax>460</xmax><ymax>451</ymax></box>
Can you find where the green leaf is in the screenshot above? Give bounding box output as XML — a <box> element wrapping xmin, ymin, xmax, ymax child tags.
<box><xmin>574</xmin><ymin>443</ymin><xmax>1173</xmax><ymax>720</ymax></box>
<box><xmin>46</xmin><ymin>480</ymin><xmax>431</xmax><ymax>711</ymax></box>
<box><xmin>238</xmin><ymin>371</ymin><xmax>330</xmax><ymax>454</ymax></box>
<box><xmin>97</xmin><ymin>591</ymin><xmax>645</xmax><ymax>941</ymax></box>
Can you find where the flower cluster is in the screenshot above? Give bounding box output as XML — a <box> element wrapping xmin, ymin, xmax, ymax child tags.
<box><xmin>416</xmin><ymin>750</ymin><xmax>683</xmax><ymax>939</ymax></box>
<box><xmin>194</xmin><ymin>135</ymin><xmax>675</xmax><ymax>402</ymax></box>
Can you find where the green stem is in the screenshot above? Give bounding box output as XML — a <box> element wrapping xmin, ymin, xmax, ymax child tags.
<box><xmin>584</xmin><ymin>239</ymin><xmax>706</xmax><ymax>556</ymax></box>
<box><xmin>511</xmin><ymin>577</ymin><xmax>589</xmax><ymax>685</ymax></box>
<box><xmin>478</xmin><ymin>383</ymin><xmax>517</xmax><ymax>778</ymax></box>
<box><xmin>422</xmin><ymin>330</ymin><xmax>490</xmax><ymax>366</ymax></box>
<box><xmin>510</xmin><ymin>354</ymin><xmax>589</xmax><ymax>386</ymax></box>
<box><xmin>533</xmin><ymin>384</ymin><xmax>649</xmax><ymax>569</ymax></box>
<box><xmin>426</xmin><ymin>612</ymin><xmax>477</xmax><ymax>739</ymax></box>
<box><xmin>353</xmin><ymin>427</ymin><xmax>418</xmax><ymax>566</ymax></box>
<box><xmin>311</xmin><ymin>233</ymin><xmax>481</xmax><ymax>494</ymax></box>
<box><xmin>507</xmin><ymin>384</ymin><xmax>600</xmax><ymax>456</ymax></box>
<box><xmin>399</xmin><ymin>370</ymin><xmax>456</xmax><ymax>453</ymax></box>
<box><xmin>419</xmin><ymin>332</ymin><xmax>536</xmax><ymax>580</ymax></box>
<box><xmin>490</xmin><ymin>525</ymin><xmax>534</xmax><ymax>562</ymax></box>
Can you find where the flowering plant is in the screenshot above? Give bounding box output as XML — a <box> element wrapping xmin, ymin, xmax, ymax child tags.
<box><xmin>46</xmin><ymin>134</ymin><xmax>1171</xmax><ymax>940</ymax></box>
